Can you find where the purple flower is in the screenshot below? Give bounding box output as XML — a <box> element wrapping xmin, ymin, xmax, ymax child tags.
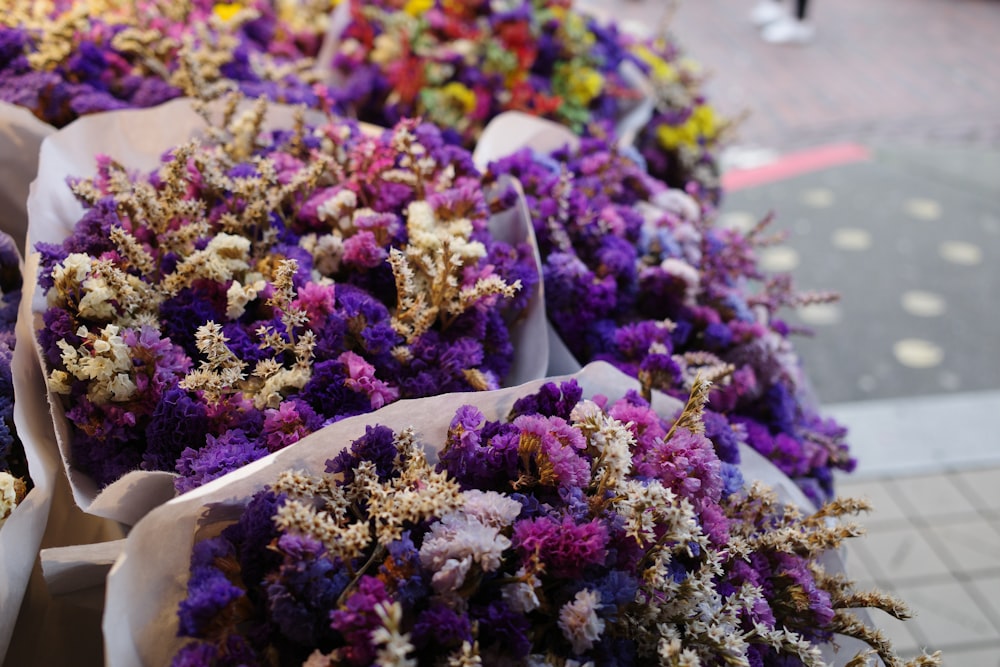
<box><xmin>177</xmin><ymin>539</ymin><xmax>245</xmax><ymax>638</ymax></box>
<box><xmin>329</xmin><ymin>576</ymin><xmax>391</xmax><ymax>666</ymax></box>
<box><xmin>326</xmin><ymin>424</ymin><xmax>398</xmax><ymax>483</ymax></box>
<box><xmin>511</xmin><ymin>413</ymin><xmax>590</xmax><ymax>489</ymax></box>
<box><xmin>262</xmin><ymin>399</ymin><xmax>323</xmax><ymax>453</ymax></box>
<box><xmin>513</xmin><ymin>515</ymin><xmax>609</xmax><ymax>579</ymax></box>
<box><xmin>509</xmin><ymin>379</ymin><xmax>584</xmax><ymax>422</ymax></box>
<box><xmin>265</xmin><ymin>533</ymin><xmax>348</xmax><ymax>647</ymax></box>
<box><xmin>174</xmin><ymin>430</ymin><xmax>268</xmax><ymax>494</ymax></box>
<box><xmin>474</xmin><ymin>600</ymin><xmax>532</xmax><ymax>661</ymax></box>
<box><xmin>144</xmin><ymin>386</ymin><xmax>210</xmax><ymax>472</ymax></box>
<box><xmin>412</xmin><ymin>604</ymin><xmax>473</xmax><ymax>654</ymax></box>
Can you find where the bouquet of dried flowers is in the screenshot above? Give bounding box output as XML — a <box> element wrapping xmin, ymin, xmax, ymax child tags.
<box><xmin>34</xmin><ymin>96</ymin><xmax>539</xmax><ymax>497</ymax></box>
<box><xmin>0</xmin><ymin>0</ymin><xmax>327</xmax><ymax>128</ymax></box>
<box><xmin>0</xmin><ymin>234</ymin><xmax>25</xmax><ymax>527</ymax></box>
<box><xmin>484</xmin><ymin>132</ymin><xmax>851</xmax><ymax>506</ymax></box>
<box><xmin>160</xmin><ymin>373</ymin><xmax>937</xmax><ymax>667</ymax></box>
<box><xmin>629</xmin><ymin>37</ymin><xmax>729</xmax><ymax>204</ymax></box>
<box><xmin>324</xmin><ymin>0</ymin><xmax>725</xmax><ymax>195</ymax></box>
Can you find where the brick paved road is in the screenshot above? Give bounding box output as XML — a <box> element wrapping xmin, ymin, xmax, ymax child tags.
<box><xmin>600</xmin><ymin>0</ymin><xmax>1000</xmax><ymax>150</ymax></box>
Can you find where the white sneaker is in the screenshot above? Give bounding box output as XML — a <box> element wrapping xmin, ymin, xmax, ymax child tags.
<box><xmin>750</xmin><ymin>1</ymin><xmax>787</xmax><ymax>27</ymax></box>
<box><xmin>761</xmin><ymin>16</ymin><xmax>815</xmax><ymax>44</ymax></box>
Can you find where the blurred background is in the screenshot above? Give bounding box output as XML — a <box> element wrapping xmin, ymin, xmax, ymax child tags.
<box><xmin>589</xmin><ymin>0</ymin><xmax>1000</xmax><ymax>663</ymax></box>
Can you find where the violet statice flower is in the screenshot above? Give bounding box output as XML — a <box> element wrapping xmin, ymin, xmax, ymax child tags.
<box><xmin>38</xmin><ymin>101</ymin><xmax>536</xmax><ymax>493</ymax></box>
<box><xmin>1</xmin><ymin>0</ymin><xmax>328</xmax><ymax>127</ymax></box>
<box><xmin>487</xmin><ymin>137</ymin><xmax>854</xmax><ymax>503</ymax></box>
<box><xmin>171</xmin><ymin>381</ymin><xmax>933</xmax><ymax>666</ymax></box>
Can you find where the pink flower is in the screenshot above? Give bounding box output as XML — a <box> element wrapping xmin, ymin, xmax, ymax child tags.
<box><xmin>342</xmin><ymin>230</ymin><xmax>387</xmax><ymax>269</ymax></box>
<box><xmin>291</xmin><ymin>282</ymin><xmax>336</xmax><ymax>328</ymax></box>
<box><xmin>511</xmin><ymin>414</ymin><xmax>589</xmax><ymax>488</ymax></box>
<box><xmin>263</xmin><ymin>402</ymin><xmax>310</xmax><ymax>452</ymax></box>
<box><xmin>339</xmin><ymin>351</ymin><xmax>399</xmax><ymax>410</ymax></box>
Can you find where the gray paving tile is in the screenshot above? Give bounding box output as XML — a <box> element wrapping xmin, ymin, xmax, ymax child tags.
<box><xmin>837</xmin><ymin>476</ymin><xmax>911</xmax><ymax>526</ymax></box>
<box><xmin>928</xmin><ymin>644</ymin><xmax>1000</xmax><ymax>667</ymax></box>
<box><xmin>954</xmin><ymin>467</ymin><xmax>1000</xmax><ymax>513</ymax></box>
<box><xmin>827</xmin><ymin>393</ymin><xmax>1000</xmax><ymax>479</ymax></box>
<box><xmin>840</xmin><ymin>542</ymin><xmax>879</xmax><ymax>588</ymax></box>
<box><xmin>971</xmin><ymin>574</ymin><xmax>1000</xmax><ymax>632</ymax></box>
<box><xmin>923</xmin><ymin>516</ymin><xmax>1000</xmax><ymax>575</ymax></box>
<box><xmin>848</xmin><ymin>527</ymin><xmax>953</xmax><ymax>584</ymax></box>
<box><xmin>891</xmin><ymin>579</ymin><xmax>999</xmax><ymax>648</ymax></box>
<box><xmin>886</xmin><ymin>473</ymin><xmax>979</xmax><ymax>520</ymax></box>
<box><xmin>867</xmin><ymin>609</ymin><xmax>925</xmax><ymax>656</ymax></box>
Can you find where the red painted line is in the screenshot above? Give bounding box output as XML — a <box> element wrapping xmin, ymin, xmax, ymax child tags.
<box><xmin>722</xmin><ymin>143</ymin><xmax>871</xmax><ymax>192</ymax></box>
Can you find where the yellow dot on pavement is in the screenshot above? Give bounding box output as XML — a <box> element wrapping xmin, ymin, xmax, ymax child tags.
<box><xmin>901</xmin><ymin>290</ymin><xmax>946</xmax><ymax>317</ymax></box>
<box><xmin>904</xmin><ymin>198</ymin><xmax>942</xmax><ymax>221</ymax></box>
<box><xmin>939</xmin><ymin>241</ymin><xmax>983</xmax><ymax>266</ymax></box>
<box><xmin>719</xmin><ymin>211</ymin><xmax>758</xmax><ymax>234</ymax></box>
<box><xmin>759</xmin><ymin>246</ymin><xmax>800</xmax><ymax>272</ymax></box>
<box><xmin>798</xmin><ymin>303</ymin><xmax>842</xmax><ymax>326</ymax></box>
<box><xmin>893</xmin><ymin>338</ymin><xmax>944</xmax><ymax>368</ymax></box>
<box><xmin>831</xmin><ymin>227</ymin><xmax>872</xmax><ymax>251</ymax></box>
<box><xmin>801</xmin><ymin>188</ymin><xmax>834</xmax><ymax>208</ymax></box>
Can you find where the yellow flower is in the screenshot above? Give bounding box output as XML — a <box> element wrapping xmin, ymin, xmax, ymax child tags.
<box><xmin>566</xmin><ymin>67</ymin><xmax>604</xmax><ymax>106</ymax></box>
<box><xmin>403</xmin><ymin>0</ymin><xmax>433</xmax><ymax>16</ymax></box>
<box><xmin>632</xmin><ymin>44</ymin><xmax>677</xmax><ymax>83</ymax></box>
<box><xmin>213</xmin><ymin>2</ymin><xmax>242</xmax><ymax>22</ymax></box>
<box><xmin>441</xmin><ymin>82</ymin><xmax>477</xmax><ymax>114</ymax></box>
<box><xmin>656</xmin><ymin>124</ymin><xmax>686</xmax><ymax>150</ymax></box>
<box><xmin>691</xmin><ymin>105</ymin><xmax>718</xmax><ymax>137</ymax></box>
<box><xmin>656</xmin><ymin>105</ymin><xmax>719</xmax><ymax>150</ymax></box>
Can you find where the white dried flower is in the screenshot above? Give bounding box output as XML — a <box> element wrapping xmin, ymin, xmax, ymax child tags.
<box><xmin>502</xmin><ymin>567</ymin><xmax>542</xmax><ymax>614</ymax></box>
<box><xmin>558</xmin><ymin>589</ymin><xmax>605</xmax><ymax>654</ymax></box>
<box><xmin>371</xmin><ymin>601</ymin><xmax>416</xmax><ymax>667</ymax></box>
<box><xmin>0</xmin><ymin>472</ymin><xmax>25</xmax><ymax>526</ymax></box>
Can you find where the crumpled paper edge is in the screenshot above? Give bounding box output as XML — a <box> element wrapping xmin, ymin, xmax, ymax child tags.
<box><xmin>0</xmin><ymin>102</ymin><xmax>55</xmax><ymax>252</ymax></box>
<box><xmin>0</xmin><ymin>232</ymin><xmax>53</xmax><ymax>661</ymax></box>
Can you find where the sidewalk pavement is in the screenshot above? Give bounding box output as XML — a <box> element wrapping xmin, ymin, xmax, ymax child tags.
<box><xmin>587</xmin><ymin>0</ymin><xmax>1000</xmax><ymax>662</ymax></box>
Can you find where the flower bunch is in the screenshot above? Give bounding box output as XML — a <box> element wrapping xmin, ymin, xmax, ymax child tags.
<box><xmin>36</xmin><ymin>96</ymin><xmax>536</xmax><ymax>492</ymax></box>
<box><xmin>327</xmin><ymin>0</ymin><xmax>727</xmax><ymax>193</ymax></box>
<box><xmin>486</xmin><ymin>138</ymin><xmax>852</xmax><ymax>505</ymax></box>
<box><xmin>171</xmin><ymin>378</ymin><xmax>936</xmax><ymax>667</ymax></box>
<box><xmin>0</xmin><ymin>234</ymin><xmax>25</xmax><ymax>528</ymax></box>
<box><xmin>630</xmin><ymin>38</ymin><xmax>730</xmax><ymax>204</ymax></box>
<box><xmin>0</xmin><ymin>0</ymin><xmax>327</xmax><ymax>127</ymax></box>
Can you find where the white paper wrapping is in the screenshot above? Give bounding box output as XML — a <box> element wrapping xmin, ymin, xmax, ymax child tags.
<box><xmin>473</xmin><ymin>111</ymin><xmax>579</xmax><ymax>173</ymax></box>
<box><xmin>22</xmin><ymin>97</ymin><xmax>547</xmax><ymax>527</ymax></box>
<box><xmin>0</xmin><ymin>102</ymin><xmax>55</xmax><ymax>251</ymax></box>
<box><xmin>0</xmin><ymin>290</ymin><xmax>56</xmax><ymax>661</ymax></box>
<box><xmin>314</xmin><ymin>0</ymin><xmax>352</xmax><ymax>88</ymax></box>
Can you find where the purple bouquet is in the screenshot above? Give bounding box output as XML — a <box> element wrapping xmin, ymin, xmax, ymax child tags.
<box><xmin>167</xmin><ymin>378</ymin><xmax>935</xmax><ymax>666</ymax></box>
<box><xmin>485</xmin><ymin>136</ymin><xmax>852</xmax><ymax>506</ymax></box>
<box><xmin>325</xmin><ymin>0</ymin><xmax>724</xmax><ymax>195</ymax></box>
<box><xmin>0</xmin><ymin>233</ymin><xmax>24</xmax><ymax>526</ymax></box>
<box><xmin>0</xmin><ymin>0</ymin><xmax>327</xmax><ymax>127</ymax></box>
<box><xmin>35</xmin><ymin>97</ymin><xmax>538</xmax><ymax>494</ymax></box>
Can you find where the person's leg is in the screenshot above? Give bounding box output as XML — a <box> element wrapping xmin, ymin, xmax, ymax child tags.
<box><xmin>795</xmin><ymin>0</ymin><xmax>808</xmax><ymax>20</ymax></box>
